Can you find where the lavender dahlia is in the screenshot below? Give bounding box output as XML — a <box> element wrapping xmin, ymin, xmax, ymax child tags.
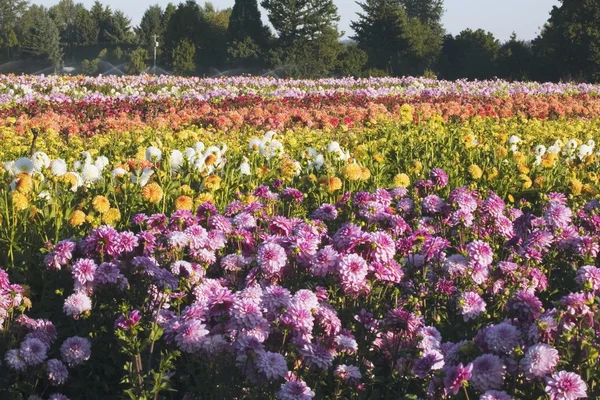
<box><xmin>5</xmin><ymin>349</ymin><xmax>27</xmax><ymax>372</ymax></box>
<box><xmin>63</xmin><ymin>292</ymin><xmax>92</xmax><ymax>319</ymax></box>
<box><xmin>278</xmin><ymin>379</ymin><xmax>315</xmax><ymax>400</ymax></box>
<box><xmin>175</xmin><ymin>320</ymin><xmax>209</xmax><ymax>353</ymax></box>
<box><xmin>60</xmin><ymin>336</ymin><xmax>92</xmax><ymax>366</ymax></box>
<box><xmin>256</xmin><ymin>351</ymin><xmax>288</xmax><ymax>380</ymax></box>
<box><xmin>520</xmin><ymin>343</ymin><xmax>559</xmax><ymax>379</ymax></box>
<box><xmin>470</xmin><ymin>354</ymin><xmax>505</xmax><ymax>392</ymax></box>
<box><xmin>46</xmin><ymin>359</ymin><xmax>69</xmax><ymax>385</ymax></box>
<box><xmin>485</xmin><ymin>322</ymin><xmax>521</xmax><ymax>354</ymax></box>
<box><xmin>413</xmin><ymin>349</ymin><xmax>445</xmax><ymax>378</ymax></box>
<box><xmin>576</xmin><ymin>265</ymin><xmax>600</xmax><ymax>291</ymax></box>
<box><xmin>430</xmin><ymin>168</ymin><xmax>449</xmax><ymax>188</ymax></box>
<box><xmin>334</xmin><ymin>364</ymin><xmax>362</xmax><ymax>384</ymax></box>
<box><xmin>480</xmin><ymin>391</ymin><xmax>513</xmax><ymax>400</ymax></box>
<box><xmin>19</xmin><ymin>338</ymin><xmax>48</xmax><ymax>366</ymax></box>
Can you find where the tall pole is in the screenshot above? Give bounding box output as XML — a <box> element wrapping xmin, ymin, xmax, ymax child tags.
<box><xmin>152</xmin><ymin>34</ymin><xmax>159</xmax><ymax>74</ymax></box>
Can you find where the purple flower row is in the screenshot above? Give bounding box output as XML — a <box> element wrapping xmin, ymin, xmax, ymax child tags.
<box><xmin>5</xmin><ymin>168</ymin><xmax>600</xmax><ymax>398</ymax></box>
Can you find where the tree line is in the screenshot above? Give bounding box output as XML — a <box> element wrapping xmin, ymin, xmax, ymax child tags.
<box><xmin>0</xmin><ymin>0</ymin><xmax>598</xmax><ymax>81</ymax></box>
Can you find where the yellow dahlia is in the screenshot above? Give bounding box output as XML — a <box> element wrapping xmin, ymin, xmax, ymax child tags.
<box><xmin>92</xmin><ymin>195</ymin><xmax>111</xmax><ymax>214</ymax></box>
<box><xmin>393</xmin><ymin>173</ymin><xmax>410</xmax><ymax>188</ymax></box>
<box><xmin>342</xmin><ymin>163</ymin><xmax>362</xmax><ymax>181</ymax></box>
<box><xmin>359</xmin><ymin>167</ymin><xmax>371</xmax><ymax>181</ymax></box>
<box><xmin>141</xmin><ymin>182</ymin><xmax>163</xmax><ymax>204</ymax></box>
<box><xmin>320</xmin><ymin>176</ymin><xmax>342</xmax><ymax>193</ymax></box>
<box><xmin>16</xmin><ymin>173</ymin><xmax>33</xmax><ymax>194</ymax></box>
<box><xmin>180</xmin><ymin>184</ymin><xmax>194</xmax><ymax>195</ymax></box>
<box><xmin>101</xmin><ymin>208</ymin><xmax>121</xmax><ymax>225</ymax></box>
<box><xmin>204</xmin><ymin>175</ymin><xmax>222</xmax><ymax>192</ymax></box>
<box><xmin>11</xmin><ymin>192</ymin><xmax>29</xmax><ymax>210</ymax></box>
<box><xmin>468</xmin><ymin>165</ymin><xmax>483</xmax><ymax>180</ymax></box>
<box><xmin>175</xmin><ymin>195</ymin><xmax>194</xmax><ymax>210</ymax></box>
<box><xmin>69</xmin><ymin>210</ymin><xmax>86</xmax><ymax>227</ymax></box>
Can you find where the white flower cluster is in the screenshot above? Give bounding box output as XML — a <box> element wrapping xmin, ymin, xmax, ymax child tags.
<box><xmin>327</xmin><ymin>141</ymin><xmax>350</xmax><ymax>162</ymax></box>
<box><xmin>3</xmin><ymin>150</ymin><xmax>110</xmax><ymax>195</ymax></box>
<box><xmin>249</xmin><ymin>131</ymin><xmax>284</xmax><ymax>161</ymax></box>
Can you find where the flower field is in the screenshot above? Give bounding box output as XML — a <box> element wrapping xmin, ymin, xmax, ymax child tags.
<box><xmin>1</xmin><ymin>76</ymin><xmax>600</xmax><ymax>400</ymax></box>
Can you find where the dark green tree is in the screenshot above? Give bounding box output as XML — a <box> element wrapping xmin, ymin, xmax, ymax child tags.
<box><xmin>336</xmin><ymin>44</ymin><xmax>368</xmax><ymax>77</ymax></box>
<box><xmin>227</xmin><ymin>0</ymin><xmax>270</xmax><ymax>47</ymax></box>
<box><xmin>162</xmin><ymin>3</ymin><xmax>176</xmax><ymax>34</ymax></box>
<box><xmin>127</xmin><ymin>47</ymin><xmax>149</xmax><ymax>74</ymax></box>
<box><xmin>400</xmin><ymin>0</ymin><xmax>443</xmax><ymax>25</ymax></box>
<box><xmin>226</xmin><ymin>0</ymin><xmax>271</xmax><ymax>70</ymax></box>
<box><xmin>136</xmin><ymin>5</ymin><xmax>164</xmax><ymax>49</ymax></box>
<box><xmin>0</xmin><ymin>0</ymin><xmax>28</xmax><ymax>60</ymax></box>
<box><xmin>49</xmin><ymin>0</ymin><xmax>77</xmax><ymax>42</ymax></box>
<box><xmin>438</xmin><ymin>29</ymin><xmax>499</xmax><ymax>80</ymax></box>
<box><xmin>20</xmin><ymin>5</ymin><xmax>62</xmax><ymax>70</ymax></box>
<box><xmin>197</xmin><ymin>2</ymin><xmax>232</xmax><ymax>72</ymax></box>
<box><xmin>73</xmin><ymin>4</ymin><xmax>98</xmax><ymax>46</ymax></box>
<box><xmin>497</xmin><ymin>33</ymin><xmax>533</xmax><ymax>81</ymax></box>
<box><xmin>261</xmin><ymin>0</ymin><xmax>343</xmax><ymax>77</ymax></box>
<box><xmin>106</xmin><ymin>10</ymin><xmax>133</xmax><ymax>44</ymax></box>
<box><xmin>227</xmin><ymin>36</ymin><xmax>262</xmax><ymax>69</ymax></box>
<box><xmin>89</xmin><ymin>1</ymin><xmax>113</xmax><ymax>43</ymax></box>
<box><xmin>162</xmin><ymin>0</ymin><xmax>202</xmax><ymax>67</ymax></box>
<box><xmin>532</xmin><ymin>0</ymin><xmax>600</xmax><ymax>82</ymax></box>
<box><xmin>172</xmin><ymin>38</ymin><xmax>196</xmax><ymax>74</ymax></box>
<box><xmin>260</xmin><ymin>0</ymin><xmax>308</xmax><ymax>50</ymax></box>
<box><xmin>351</xmin><ymin>0</ymin><xmax>444</xmax><ymax>76</ymax></box>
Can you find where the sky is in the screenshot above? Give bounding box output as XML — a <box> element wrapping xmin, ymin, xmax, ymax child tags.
<box><xmin>38</xmin><ymin>0</ymin><xmax>560</xmax><ymax>42</ymax></box>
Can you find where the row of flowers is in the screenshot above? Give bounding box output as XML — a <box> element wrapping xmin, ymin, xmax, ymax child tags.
<box><xmin>5</xmin><ymin>94</ymin><xmax>600</xmax><ymax>136</ymax></box>
<box><xmin>3</xmin><ymin>75</ymin><xmax>600</xmax><ymax>103</ymax></box>
<box><xmin>1</xmin><ymin>125</ymin><xmax>599</xmax><ymax>271</ymax></box>
<box><xmin>2</xmin><ymin>171</ymin><xmax>599</xmax><ymax>399</ymax></box>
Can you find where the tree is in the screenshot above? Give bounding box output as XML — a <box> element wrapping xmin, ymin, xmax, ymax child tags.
<box><xmin>532</xmin><ymin>0</ymin><xmax>600</xmax><ymax>82</ymax></box>
<box><xmin>162</xmin><ymin>3</ymin><xmax>176</xmax><ymax>34</ymax></box>
<box><xmin>497</xmin><ymin>33</ymin><xmax>533</xmax><ymax>81</ymax></box>
<box><xmin>172</xmin><ymin>38</ymin><xmax>196</xmax><ymax>74</ymax></box>
<box><xmin>400</xmin><ymin>0</ymin><xmax>443</xmax><ymax>25</ymax></box>
<box><xmin>227</xmin><ymin>0</ymin><xmax>271</xmax><ymax>70</ymax></box>
<box><xmin>197</xmin><ymin>2</ymin><xmax>232</xmax><ymax>72</ymax></box>
<box><xmin>336</xmin><ymin>44</ymin><xmax>368</xmax><ymax>77</ymax></box>
<box><xmin>261</xmin><ymin>0</ymin><xmax>343</xmax><ymax>77</ymax></box>
<box><xmin>73</xmin><ymin>4</ymin><xmax>98</xmax><ymax>46</ymax></box>
<box><xmin>163</xmin><ymin>0</ymin><xmax>202</xmax><ymax>68</ymax></box>
<box><xmin>438</xmin><ymin>29</ymin><xmax>499</xmax><ymax>80</ymax></box>
<box><xmin>127</xmin><ymin>47</ymin><xmax>149</xmax><ymax>74</ymax></box>
<box><xmin>136</xmin><ymin>5</ymin><xmax>163</xmax><ymax>49</ymax></box>
<box><xmin>351</xmin><ymin>0</ymin><xmax>444</xmax><ymax>76</ymax></box>
<box><xmin>106</xmin><ymin>10</ymin><xmax>133</xmax><ymax>44</ymax></box>
<box><xmin>0</xmin><ymin>0</ymin><xmax>28</xmax><ymax>60</ymax></box>
<box><xmin>227</xmin><ymin>0</ymin><xmax>271</xmax><ymax>47</ymax></box>
<box><xmin>89</xmin><ymin>1</ymin><xmax>113</xmax><ymax>44</ymax></box>
<box><xmin>227</xmin><ymin>36</ymin><xmax>262</xmax><ymax>70</ymax></box>
<box><xmin>21</xmin><ymin>5</ymin><xmax>63</xmax><ymax>70</ymax></box>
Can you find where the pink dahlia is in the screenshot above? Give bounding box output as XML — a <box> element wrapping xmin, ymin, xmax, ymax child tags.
<box><xmin>257</xmin><ymin>242</ymin><xmax>287</xmax><ymax>277</ymax></box>
<box><xmin>458</xmin><ymin>291</ymin><xmax>486</xmax><ymax>322</ymax></box>
<box><xmin>443</xmin><ymin>362</ymin><xmax>473</xmax><ymax>395</ymax></box>
<box><xmin>545</xmin><ymin>371</ymin><xmax>587</xmax><ymax>400</ymax></box>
